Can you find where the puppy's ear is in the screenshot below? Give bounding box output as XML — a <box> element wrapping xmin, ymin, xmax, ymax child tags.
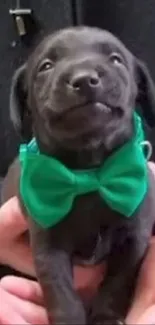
<box><xmin>10</xmin><ymin>64</ymin><xmax>32</xmax><ymax>141</ymax></box>
<box><xmin>136</xmin><ymin>59</ymin><xmax>155</xmax><ymax>128</ymax></box>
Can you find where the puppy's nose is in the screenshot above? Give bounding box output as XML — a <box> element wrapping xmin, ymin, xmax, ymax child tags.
<box><xmin>69</xmin><ymin>70</ymin><xmax>101</xmax><ymax>93</ymax></box>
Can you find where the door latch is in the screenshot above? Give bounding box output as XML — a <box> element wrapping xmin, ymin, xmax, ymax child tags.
<box><xmin>9</xmin><ymin>7</ymin><xmax>32</xmax><ymax>37</ymax></box>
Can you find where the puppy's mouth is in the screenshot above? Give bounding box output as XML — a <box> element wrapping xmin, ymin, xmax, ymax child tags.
<box><xmin>52</xmin><ymin>101</ymin><xmax>111</xmax><ymax>130</ymax></box>
<box><xmin>67</xmin><ymin>101</ymin><xmax>112</xmax><ymax>114</ymax></box>
<box><xmin>49</xmin><ymin>101</ymin><xmax>122</xmax><ymax>149</ymax></box>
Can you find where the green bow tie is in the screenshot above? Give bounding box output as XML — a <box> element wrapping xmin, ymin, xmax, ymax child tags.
<box><xmin>19</xmin><ymin>113</ymin><xmax>148</xmax><ymax>228</ymax></box>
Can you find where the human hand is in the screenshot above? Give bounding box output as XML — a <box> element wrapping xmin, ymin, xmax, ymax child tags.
<box><xmin>0</xmin><ymin>195</ymin><xmax>105</xmax><ymax>324</ymax></box>
<box><xmin>0</xmin><ymin>197</ymin><xmax>34</xmax><ymax>276</ymax></box>
<box><xmin>0</xmin><ymin>276</ymin><xmax>49</xmax><ymax>325</ymax></box>
<box><xmin>0</xmin><ymin>264</ymin><xmax>105</xmax><ymax>325</ymax></box>
<box><xmin>126</xmin><ymin>237</ymin><xmax>155</xmax><ymax>324</ymax></box>
<box><xmin>125</xmin><ymin>161</ymin><xmax>155</xmax><ymax>324</ymax></box>
<box><xmin>0</xmin><ymin>197</ymin><xmax>106</xmax><ymax>284</ymax></box>
<box><xmin>1</xmin><ymin>239</ymin><xmax>155</xmax><ymax>325</ymax></box>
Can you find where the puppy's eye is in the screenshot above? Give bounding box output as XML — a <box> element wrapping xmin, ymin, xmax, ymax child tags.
<box><xmin>109</xmin><ymin>52</ymin><xmax>124</xmax><ymax>65</ymax></box>
<box><xmin>39</xmin><ymin>59</ymin><xmax>54</xmax><ymax>72</ymax></box>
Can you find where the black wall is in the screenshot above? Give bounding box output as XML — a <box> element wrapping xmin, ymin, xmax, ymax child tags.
<box><xmin>0</xmin><ymin>0</ymin><xmax>155</xmax><ymax>176</ymax></box>
<box><xmin>0</xmin><ymin>0</ymin><xmax>73</xmax><ymax>176</ymax></box>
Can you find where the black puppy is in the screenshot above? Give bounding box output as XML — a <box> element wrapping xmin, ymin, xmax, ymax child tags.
<box><xmin>2</xmin><ymin>26</ymin><xmax>155</xmax><ymax>325</ymax></box>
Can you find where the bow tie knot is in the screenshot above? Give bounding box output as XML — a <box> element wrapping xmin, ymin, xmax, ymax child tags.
<box><xmin>73</xmin><ymin>171</ymin><xmax>100</xmax><ymax>195</ymax></box>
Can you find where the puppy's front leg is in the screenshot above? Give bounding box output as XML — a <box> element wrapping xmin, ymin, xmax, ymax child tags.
<box><xmin>90</xmin><ymin>230</ymin><xmax>150</xmax><ymax>325</ymax></box>
<box><xmin>29</xmin><ymin>222</ymin><xmax>86</xmax><ymax>325</ymax></box>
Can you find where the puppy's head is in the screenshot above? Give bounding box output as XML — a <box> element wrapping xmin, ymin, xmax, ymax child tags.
<box><xmin>10</xmin><ymin>26</ymin><xmax>155</xmax><ymax>159</ymax></box>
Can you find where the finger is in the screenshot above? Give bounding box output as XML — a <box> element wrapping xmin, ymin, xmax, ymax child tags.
<box><xmin>136</xmin><ymin>237</ymin><xmax>155</xmax><ymax>295</ymax></box>
<box><xmin>0</xmin><ymin>276</ymin><xmax>43</xmax><ymax>305</ymax></box>
<box><xmin>0</xmin><ymin>306</ymin><xmax>29</xmax><ymax>325</ymax></box>
<box><xmin>7</xmin><ymin>241</ymin><xmax>35</xmax><ymax>276</ymax></box>
<box><xmin>0</xmin><ymin>235</ymin><xmax>35</xmax><ymax>276</ymax></box>
<box><xmin>126</xmin><ymin>292</ymin><xmax>154</xmax><ymax>324</ymax></box>
<box><xmin>73</xmin><ymin>263</ymin><xmax>106</xmax><ymax>302</ymax></box>
<box><xmin>0</xmin><ymin>287</ymin><xmax>48</xmax><ymax>325</ymax></box>
<box><xmin>0</xmin><ymin>291</ymin><xmax>29</xmax><ymax>325</ymax></box>
<box><xmin>136</xmin><ymin>305</ymin><xmax>155</xmax><ymax>325</ymax></box>
<box><xmin>19</xmin><ymin>303</ymin><xmax>49</xmax><ymax>325</ymax></box>
<box><xmin>9</xmin><ymin>297</ymin><xmax>49</xmax><ymax>325</ymax></box>
<box><xmin>0</xmin><ymin>197</ymin><xmax>28</xmax><ymax>238</ymax></box>
<box><xmin>126</xmin><ymin>237</ymin><xmax>155</xmax><ymax>324</ymax></box>
<box><xmin>148</xmin><ymin>161</ymin><xmax>155</xmax><ymax>175</ymax></box>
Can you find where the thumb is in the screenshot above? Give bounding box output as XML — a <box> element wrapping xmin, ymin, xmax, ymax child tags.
<box><xmin>148</xmin><ymin>161</ymin><xmax>155</xmax><ymax>175</ymax></box>
<box><xmin>136</xmin><ymin>305</ymin><xmax>155</xmax><ymax>324</ymax></box>
<box><xmin>0</xmin><ymin>197</ymin><xmax>28</xmax><ymax>238</ymax></box>
<box><xmin>126</xmin><ymin>238</ymin><xmax>155</xmax><ymax>324</ymax></box>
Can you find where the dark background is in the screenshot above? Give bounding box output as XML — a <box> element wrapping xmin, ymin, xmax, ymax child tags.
<box><xmin>0</xmin><ymin>0</ymin><xmax>155</xmax><ymax>177</ymax></box>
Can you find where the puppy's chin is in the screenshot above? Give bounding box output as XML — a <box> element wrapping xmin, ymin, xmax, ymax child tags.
<box><xmin>45</xmin><ymin>102</ymin><xmax>122</xmax><ymax>150</ymax></box>
<box><xmin>39</xmin><ymin>127</ymin><xmax>105</xmax><ymax>152</ymax></box>
<box><xmin>55</xmin><ymin>130</ymin><xmax>104</xmax><ymax>151</ymax></box>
